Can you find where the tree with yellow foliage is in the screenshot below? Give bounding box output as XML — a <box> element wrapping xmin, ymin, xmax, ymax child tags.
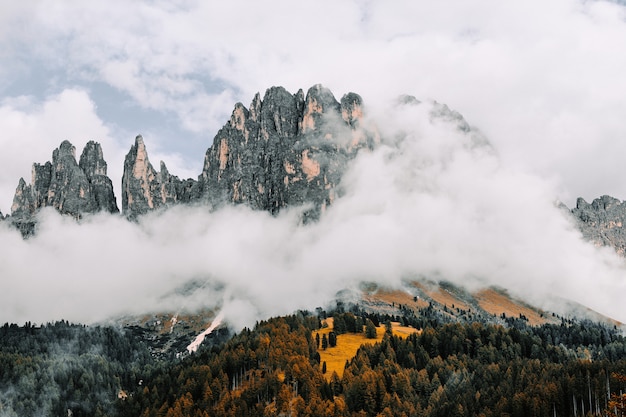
<box><xmin>607</xmin><ymin>373</ymin><xmax>626</xmax><ymax>417</ymax></box>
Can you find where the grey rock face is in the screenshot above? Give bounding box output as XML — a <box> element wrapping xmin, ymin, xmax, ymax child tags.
<box><xmin>122</xmin><ymin>135</ymin><xmax>198</xmax><ymax>218</ymax></box>
<box><xmin>121</xmin><ymin>85</ymin><xmax>377</xmax><ymax>219</ymax></box>
<box><xmin>570</xmin><ymin>195</ymin><xmax>626</xmax><ymax>255</ymax></box>
<box><xmin>194</xmin><ymin>84</ymin><xmax>377</xmax><ymax>219</ymax></box>
<box><xmin>6</xmin><ymin>85</ymin><xmax>487</xmax><ymax>234</ymax></box>
<box><xmin>80</xmin><ymin>141</ymin><xmax>119</xmax><ymax>214</ymax></box>
<box><xmin>10</xmin><ymin>140</ymin><xmax>118</xmax><ymax>236</ymax></box>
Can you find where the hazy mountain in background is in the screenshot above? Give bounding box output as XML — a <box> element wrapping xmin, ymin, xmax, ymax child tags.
<box><xmin>570</xmin><ymin>195</ymin><xmax>626</xmax><ymax>256</ymax></box>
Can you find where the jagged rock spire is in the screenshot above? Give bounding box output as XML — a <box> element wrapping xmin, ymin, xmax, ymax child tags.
<box><xmin>9</xmin><ymin>140</ymin><xmax>118</xmax><ymax>236</ymax></box>
<box><xmin>122</xmin><ymin>135</ymin><xmax>197</xmax><ymax>218</ymax></box>
<box><xmin>9</xmin><ymin>85</ymin><xmax>377</xmax><ymax>233</ymax></box>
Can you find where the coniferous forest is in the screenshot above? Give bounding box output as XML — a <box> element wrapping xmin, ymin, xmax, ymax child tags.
<box><xmin>3</xmin><ymin>311</ymin><xmax>626</xmax><ymax>416</ymax></box>
<box><xmin>0</xmin><ymin>321</ymin><xmax>154</xmax><ymax>416</ymax></box>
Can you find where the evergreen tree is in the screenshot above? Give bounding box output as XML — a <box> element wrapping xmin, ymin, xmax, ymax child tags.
<box><xmin>329</xmin><ymin>332</ymin><xmax>337</xmax><ymax>348</ymax></box>
<box><xmin>385</xmin><ymin>321</ymin><xmax>393</xmax><ymax>335</ymax></box>
<box><xmin>365</xmin><ymin>319</ymin><xmax>377</xmax><ymax>339</ymax></box>
<box><xmin>333</xmin><ymin>315</ymin><xmax>347</xmax><ymax>334</ymax></box>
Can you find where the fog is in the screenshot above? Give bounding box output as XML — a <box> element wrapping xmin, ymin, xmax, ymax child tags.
<box><xmin>1</xmin><ymin>100</ymin><xmax>625</xmax><ymax>330</ymax></box>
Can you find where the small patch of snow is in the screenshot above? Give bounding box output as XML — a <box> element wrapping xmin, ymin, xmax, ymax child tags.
<box><xmin>170</xmin><ymin>315</ymin><xmax>178</xmax><ymax>333</ymax></box>
<box><xmin>186</xmin><ymin>311</ymin><xmax>224</xmax><ymax>353</ymax></box>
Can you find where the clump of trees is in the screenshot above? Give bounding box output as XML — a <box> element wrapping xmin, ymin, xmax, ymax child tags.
<box><xmin>332</xmin><ymin>312</ymin><xmax>364</xmax><ymax>335</ymax></box>
<box><xmin>0</xmin><ymin>321</ymin><xmax>153</xmax><ymax>417</ymax></box>
<box><xmin>365</xmin><ymin>319</ymin><xmax>377</xmax><ymax>339</ymax></box>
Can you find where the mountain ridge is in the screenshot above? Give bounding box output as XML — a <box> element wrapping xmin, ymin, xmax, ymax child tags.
<box><xmin>5</xmin><ymin>84</ymin><xmax>626</xmax><ymax>267</ymax></box>
<box><xmin>5</xmin><ymin>84</ymin><xmax>380</xmax><ymax>233</ymax></box>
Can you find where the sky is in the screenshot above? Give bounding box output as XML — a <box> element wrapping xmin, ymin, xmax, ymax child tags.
<box><xmin>1</xmin><ymin>0</ymin><xmax>626</xmax><ymax>327</ymax></box>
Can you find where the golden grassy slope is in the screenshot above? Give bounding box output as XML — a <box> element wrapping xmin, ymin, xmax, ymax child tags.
<box><xmin>473</xmin><ymin>288</ymin><xmax>550</xmax><ymax>326</ymax></box>
<box><xmin>313</xmin><ymin>318</ymin><xmax>419</xmax><ymax>380</ymax></box>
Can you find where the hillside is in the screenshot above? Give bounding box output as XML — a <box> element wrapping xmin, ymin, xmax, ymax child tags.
<box><xmin>116</xmin><ymin>311</ymin><xmax>626</xmax><ymax>417</ymax></box>
<box><xmin>313</xmin><ymin>317</ymin><xmax>419</xmax><ymax>379</ymax></box>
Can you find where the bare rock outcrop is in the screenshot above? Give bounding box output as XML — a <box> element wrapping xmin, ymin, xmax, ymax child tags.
<box><xmin>570</xmin><ymin>195</ymin><xmax>626</xmax><ymax>255</ymax></box>
<box><xmin>121</xmin><ymin>85</ymin><xmax>377</xmax><ymax>220</ymax></box>
<box><xmin>122</xmin><ymin>135</ymin><xmax>197</xmax><ymax>218</ymax></box>
<box><xmin>10</xmin><ymin>140</ymin><xmax>118</xmax><ymax>236</ymax></box>
<box><xmin>194</xmin><ymin>84</ymin><xmax>377</xmax><ymax>219</ymax></box>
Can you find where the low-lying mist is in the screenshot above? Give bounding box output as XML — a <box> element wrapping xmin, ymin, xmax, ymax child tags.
<box><xmin>1</xmin><ymin>100</ymin><xmax>625</xmax><ymax>330</ymax></box>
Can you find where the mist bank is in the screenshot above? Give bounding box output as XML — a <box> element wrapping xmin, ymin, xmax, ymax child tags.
<box><xmin>1</xmin><ymin>100</ymin><xmax>624</xmax><ymax>330</ymax></box>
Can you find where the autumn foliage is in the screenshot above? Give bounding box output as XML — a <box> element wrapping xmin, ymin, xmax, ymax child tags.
<box><xmin>119</xmin><ymin>312</ymin><xmax>626</xmax><ymax>417</ymax></box>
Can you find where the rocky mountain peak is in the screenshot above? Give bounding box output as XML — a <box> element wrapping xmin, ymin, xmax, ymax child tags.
<box><xmin>9</xmin><ymin>140</ymin><xmax>118</xmax><ymax>236</ymax></box>
<box><xmin>340</xmin><ymin>92</ymin><xmax>364</xmax><ymax>128</ymax></box>
<box><xmin>8</xmin><ymin>85</ymin><xmax>382</xmax><ymax>231</ymax></box>
<box><xmin>80</xmin><ymin>141</ymin><xmax>108</xmax><ymax>178</ymax></box>
<box><xmin>122</xmin><ymin>135</ymin><xmax>159</xmax><ymax>216</ymax></box>
<box><xmin>570</xmin><ymin>195</ymin><xmax>626</xmax><ymax>255</ymax></box>
<box><xmin>299</xmin><ymin>84</ymin><xmax>340</xmax><ymax>135</ymax></box>
<box><xmin>54</xmin><ymin>140</ymin><xmax>76</xmax><ymax>160</ymax></box>
<box><xmin>122</xmin><ymin>135</ymin><xmax>197</xmax><ymax>218</ymax></box>
<box><xmin>189</xmin><ymin>84</ymin><xmax>377</xmax><ymax>218</ymax></box>
<box><xmin>79</xmin><ymin>141</ymin><xmax>118</xmax><ymax>214</ymax></box>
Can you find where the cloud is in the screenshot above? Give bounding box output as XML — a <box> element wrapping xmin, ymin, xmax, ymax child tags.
<box><xmin>0</xmin><ymin>89</ymin><xmax>125</xmax><ymax>214</ymax></box>
<box><xmin>1</xmin><ymin>100</ymin><xmax>625</xmax><ymax>331</ymax></box>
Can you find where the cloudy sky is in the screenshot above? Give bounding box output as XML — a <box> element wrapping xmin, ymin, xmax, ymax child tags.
<box><xmin>1</xmin><ymin>0</ymin><xmax>626</xmax><ymax>327</ymax></box>
<box><xmin>1</xmin><ymin>0</ymin><xmax>626</xmax><ymax>212</ymax></box>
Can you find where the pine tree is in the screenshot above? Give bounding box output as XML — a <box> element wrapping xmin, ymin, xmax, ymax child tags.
<box><xmin>365</xmin><ymin>319</ymin><xmax>377</xmax><ymax>339</ymax></box>
<box><xmin>329</xmin><ymin>332</ymin><xmax>337</xmax><ymax>348</ymax></box>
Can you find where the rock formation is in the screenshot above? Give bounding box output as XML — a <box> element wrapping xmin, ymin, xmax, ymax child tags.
<box><xmin>79</xmin><ymin>141</ymin><xmax>119</xmax><ymax>214</ymax></box>
<box><xmin>10</xmin><ymin>140</ymin><xmax>118</xmax><ymax>236</ymax></box>
<box><xmin>7</xmin><ymin>85</ymin><xmax>490</xmax><ymax>236</ymax></box>
<box><xmin>570</xmin><ymin>195</ymin><xmax>626</xmax><ymax>255</ymax></box>
<box><xmin>122</xmin><ymin>84</ymin><xmax>378</xmax><ymax>219</ymax></box>
<box><xmin>122</xmin><ymin>135</ymin><xmax>197</xmax><ymax>218</ymax></box>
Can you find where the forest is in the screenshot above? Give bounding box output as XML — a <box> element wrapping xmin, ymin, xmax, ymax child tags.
<box><xmin>119</xmin><ymin>311</ymin><xmax>626</xmax><ymax>417</ymax></box>
<box><xmin>0</xmin><ymin>321</ymin><xmax>154</xmax><ymax>416</ymax></box>
<box><xmin>3</xmin><ymin>308</ymin><xmax>626</xmax><ymax>416</ymax></box>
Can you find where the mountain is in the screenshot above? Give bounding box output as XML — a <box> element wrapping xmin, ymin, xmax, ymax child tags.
<box><xmin>121</xmin><ymin>134</ymin><xmax>197</xmax><ymax>218</ymax></box>
<box><xmin>122</xmin><ymin>85</ymin><xmax>377</xmax><ymax>220</ymax></box>
<box><xmin>5</xmin><ymin>85</ymin><xmax>379</xmax><ymax>232</ymax></box>
<box><xmin>8</xmin><ymin>140</ymin><xmax>118</xmax><ymax>236</ymax></box>
<box><xmin>4</xmin><ymin>84</ymin><xmax>626</xmax><ymax>417</ymax></box>
<box><xmin>570</xmin><ymin>195</ymin><xmax>626</xmax><ymax>256</ymax></box>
